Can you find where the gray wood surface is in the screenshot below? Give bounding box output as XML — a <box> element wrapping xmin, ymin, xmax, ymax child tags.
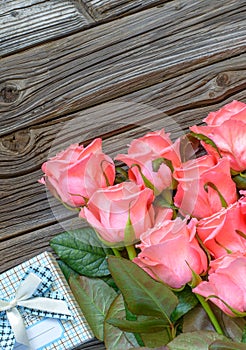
<box><xmin>0</xmin><ymin>0</ymin><xmax>246</xmax><ymax>349</ymax></box>
<box><xmin>1</xmin><ymin>0</ymin><xmax>245</xmax><ymax>135</ymax></box>
<box><xmin>82</xmin><ymin>0</ymin><xmax>166</xmax><ymax>20</ymax></box>
<box><xmin>0</xmin><ymin>0</ymin><xmax>94</xmax><ymax>57</ymax></box>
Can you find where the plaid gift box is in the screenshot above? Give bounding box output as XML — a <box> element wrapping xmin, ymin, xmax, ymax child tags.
<box><xmin>0</xmin><ymin>252</ymin><xmax>93</xmax><ymax>350</ymax></box>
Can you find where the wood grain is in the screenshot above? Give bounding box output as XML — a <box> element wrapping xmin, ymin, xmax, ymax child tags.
<box><xmin>0</xmin><ymin>0</ymin><xmax>245</xmax><ymax>136</ymax></box>
<box><xmin>0</xmin><ymin>0</ymin><xmax>93</xmax><ymax>57</ymax></box>
<box><xmin>81</xmin><ymin>0</ymin><xmax>166</xmax><ymax>20</ymax></box>
<box><xmin>1</xmin><ymin>52</ymin><xmax>246</xmax><ymax>175</ymax></box>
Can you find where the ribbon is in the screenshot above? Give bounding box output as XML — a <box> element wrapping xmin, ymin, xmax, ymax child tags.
<box><xmin>0</xmin><ymin>266</ymin><xmax>72</xmax><ymax>350</ymax></box>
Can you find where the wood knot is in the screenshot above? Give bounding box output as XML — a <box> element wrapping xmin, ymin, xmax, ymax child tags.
<box><xmin>1</xmin><ymin>130</ymin><xmax>31</xmax><ymax>154</ymax></box>
<box><xmin>216</xmin><ymin>73</ymin><xmax>230</xmax><ymax>87</ymax></box>
<box><xmin>11</xmin><ymin>10</ymin><xmax>19</xmax><ymax>17</ymax></box>
<box><xmin>0</xmin><ymin>83</ymin><xmax>20</xmax><ymax>103</ymax></box>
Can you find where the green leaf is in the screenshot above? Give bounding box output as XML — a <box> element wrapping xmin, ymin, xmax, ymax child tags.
<box><xmin>101</xmin><ymin>275</ymin><xmax>119</xmax><ymax>293</ymax></box>
<box><xmin>189</xmin><ymin>132</ymin><xmax>222</xmax><ymax>157</ymax></box>
<box><xmin>69</xmin><ymin>274</ymin><xmax>117</xmax><ymax>341</ymax></box>
<box><xmin>50</xmin><ymin>227</ymin><xmax>113</xmax><ymax>277</ymax></box>
<box><xmin>204</xmin><ymin>182</ymin><xmax>228</xmax><ymax>208</ymax></box>
<box><xmin>171</xmin><ymin>285</ymin><xmax>198</xmax><ymax>322</ymax></box>
<box><xmin>236</xmin><ymin>230</ymin><xmax>246</xmax><ymax>240</ymax></box>
<box><xmin>124</xmin><ymin>213</ymin><xmax>136</xmax><ymax>245</ymax></box>
<box><xmin>166</xmin><ymin>331</ymin><xmax>227</xmax><ymax>350</ymax></box>
<box><xmin>58</xmin><ymin>260</ymin><xmax>78</xmax><ymax>282</ymax></box>
<box><xmin>242</xmin><ymin>325</ymin><xmax>246</xmax><ymax>343</ymax></box>
<box><xmin>233</xmin><ymin>174</ymin><xmax>246</xmax><ymax>189</ymax></box>
<box><xmin>129</xmin><ymin>348</ymin><xmax>155</xmax><ymax>350</ymax></box>
<box><xmin>131</xmin><ymin>164</ymin><xmax>157</xmax><ymax>194</ymax></box>
<box><xmin>210</xmin><ymin>305</ymin><xmax>246</xmax><ymax>343</ymax></box>
<box><xmin>108</xmin><ymin>256</ymin><xmax>178</xmax><ymax>320</ymax></box>
<box><xmin>129</xmin><ymin>347</ymin><xmax>167</xmax><ymax>350</ymax></box>
<box><xmin>154</xmin><ymin>196</ymin><xmax>178</xmax><ymax>210</ymax></box>
<box><xmin>206</xmin><ymin>295</ymin><xmax>246</xmax><ymax>317</ymax></box>
<box><xmin>152</xmin><ymin>158</ymin><xmax>165</xmax><ymax>172</ymax></box>
<box><xmin>125</xmin><ymin>304</ymin><xmax>145</xmax><ymax>346</ymax></box>
<box><xmin>141</xmin><ymin>329</ymin><xmax>171</xmax><ymax>348</ymax></box>
<box><xmin>183</xmin><ymin>305</ymin><xmax>214</xmax><ymax>333</ymax></box>
<box><xmin>152</xmin><ymin>157</ymin><xmax>175</xmax><ymax>173</ymax></box>
<box><xmin>107</xmin><ymin>317</ymin><xmax>169</xmax><ymax>333</ymax></box>
<box><xmin>209</xmin><ymin>340</ymin><xmax>246</xmax><ymax>350</ymax></box>
<box><xmin>115</xmin><ymin>166</ymin><xmax>129</xmax><ymax>184</ymax></box>
<box><xmin>104</xmin><ymin>294</ymin><xmax>139</xmax><ymax>350</ymax></box>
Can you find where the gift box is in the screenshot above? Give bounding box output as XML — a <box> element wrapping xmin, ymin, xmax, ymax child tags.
<box><xmin>0</xmin><ymin>252</ymin><xmax>93</xmax><ymax>350</ymax></box>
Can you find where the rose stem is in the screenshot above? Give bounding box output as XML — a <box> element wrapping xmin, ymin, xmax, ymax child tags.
<box><xmin>195</xmin><ymin>293</ymin><xmax>224</xmax><ymax>335</ymax></box>
<box><xmin>126</xmin><ymin>245</ymin><xmax>137</xmax><ymax>260</ymax></box>
<box><xmin>112</xmin><ymin>248</ymin><xmax>121</xmax><ymax>257</ymax></box>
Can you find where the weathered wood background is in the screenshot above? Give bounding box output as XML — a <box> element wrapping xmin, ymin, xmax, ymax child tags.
<box><xmin>0</xmin><ymin>0</ymin><xmax>246</xmax><ymax>348</ymax></box>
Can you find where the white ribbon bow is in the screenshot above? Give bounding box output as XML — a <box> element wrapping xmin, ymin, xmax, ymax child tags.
<box><xmin>0</xmin><ymin>272</ymin><xmax>71</xmax><ymax>349</ymax></box>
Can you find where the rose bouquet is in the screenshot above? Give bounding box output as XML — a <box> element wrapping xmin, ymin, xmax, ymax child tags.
<box><xmin>40</xmin><ymin>100</ymin><xmax>246</xmax><ymax>350</ymax></box>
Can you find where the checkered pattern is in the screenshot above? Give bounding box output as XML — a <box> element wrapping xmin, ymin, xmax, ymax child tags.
<box><xmin>0</xmin><ymin>265</ymin><xmax>72</xmax><ymax>350</ymax></box>
<box><xmin>24</xmin><ymin>265</ymin><xmax>53</xmax><ymax>296</ymax></box>
<box><xmin>0</xmin><ymin>252</ymin><xmax>93</xmax><ymax>350</ymax></box>
<box><xmin>0</xmin><ymin>318</ymin><xmax>14</xmax><ymax>350</ymax></box>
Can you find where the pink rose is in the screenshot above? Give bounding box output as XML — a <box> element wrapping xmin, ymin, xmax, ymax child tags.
<box><xmin>120</xmin><ymin>129</ymin><xmax>181</xmax><ymax>167</ymax></box>
<box><xmin>115</xmin><ymin>129</ymin><xmax>180</xmax><ymax>194</ymax></box>
<box><xmin>80</xmin><ymin>181</ymin><xmax>155</xmax><ymax>244</ymax></box>
<box><xmin>204</xmin><ymin>100</ymin><xmax>246</xmax><ymax>125</ymax></box>
<box><xmin>173</xmin><ymin>155</ymin><xmax>237</xmax><ymax>219</ymax></box>
<box><xmin>115</xmin><ymin>157</ymin><xmax>173</xmax><ymax>195</ymax></box>
<box><xmin>133</xmin><ymin>218</ymin><xmax>208</xmax><ymax>289</ymax></box>
<box><xmin>197</xmin><ymin>195</ymin><xmax>246</xmax><ymax>258</ymax></box>
<box><xmin>190</xmin><ymin>100</ymin><xmax>246</xmax><ymax>172</ymax></box>
<box><xmin>39</xmin><ymin>139</ymin><xmax>115</xmax><ymax>207</ymax></box>
<box><xmin>193</xmin><ymin>252</ymin><xmax>246</xmax><ymax>316</ymax></box>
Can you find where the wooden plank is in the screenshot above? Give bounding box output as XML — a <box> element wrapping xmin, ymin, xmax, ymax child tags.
<box><xmin>0</xmin><ymin>0</ymin><xmax>93</xmax><ymax>57</ymax></box>
<box><xmin>81</xmin><ymin>0</ymin><xmax>166</xmax><ymax>20</ymax></box>
<box><xmin>1</xmin><ymin>51</ymin><xmax>246</xmax><ymax>179</ymax></box>
<box><xmin>0</xmin><ymin>0</ymin><xmax>245</xmax><ymax>136</ymax></box>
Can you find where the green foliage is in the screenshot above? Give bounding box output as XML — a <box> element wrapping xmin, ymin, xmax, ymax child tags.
<box><xmin>52</xmin><ymin>232</ymin><xmax>246</xmax><ymax>350</ymax></box>
<box><xmin>189</xmin><ymin>132</ymin><xmax>222</xmax><ymax>157</ymax></box>
<box><xmin>115</xmin><ymin>166</ymin><xmax>129</xmax><ymax>184</ymax></box>
<box><xmin>124</xmin><ymin>214</ymin><xmax>136</xmax><ymax>246</ymax></box>
<box><xmin>104</xmin><ymin>294</ymin><xmax>139</xmax><ymax>350</ymax></box>
<box><xmin>166</xmin><ymin>331</ymin><xmax>227</xmax><ymax>350</ymax></box>
<box><xmin>50</xmin><ymin>227</ymin><xmax>113</xmax><ymax>277</ymax></box>
<box><xmin>69</xmin><ymin>274</ymin><xmax>117</xmax><ymax>341</ymax></box>
<box><xmin>125</xmin><ymin>303</ymin><xmax>145</xmax><ymax>346</ymax></box>
<box><xmin>108</xmin><ymin>256</ymin><xmax>178</xmax><ymax>320</ymax></box>
<box><xmin>171</xmin><ymin>285</ymin><xmax>199</xmax><ymax>322</ymax></box>
<box><xmin>107</xmin><ymin>317</ymin><xmax>169</xmax><ymax>333</ymax></box>
<box><xmin>140</xmin><ymin>329</ymin><xmax>171</xmax><ymax>348</ymax></box>
<box><xmin>58</xmin><ymin>260</ymin><xmax>78</xmax><ymax>282</ymax></box>
<box><xmin>153</xmin><ymin>195</ymin><xmax>178</xmax><ymax>211</ymax></box>
<box><xmin>211</xmin><ymin>305</ymin><xmax>246</xmax><ymax>343</ymax></box>
<box><xmin>101</xmin><ymin>275</ymin><xmax>119</xmax><ymax>292</ymax></box>
<box><xmin>233</xmin><ymin>173</ymin><xmax>246</xmax><ymax>189</ymax></box>
<box><xmin>209</xmin><ymin>340</ymin><xmax>246</xmax><ymax>350</ymax></box>
<box><xmin>242</xmin><ymin>325</ymin><xmax>246</xmax><ymax>343</ymax></box>
<box><xmin>131</xmin><ymin>164</ymin><xmax>157</xmax><ymax>193</ymax></box>
<box><xmin>183</xmin><ymin>305</ymin><xmax>214</xmax><ymax>333</ymax></box>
